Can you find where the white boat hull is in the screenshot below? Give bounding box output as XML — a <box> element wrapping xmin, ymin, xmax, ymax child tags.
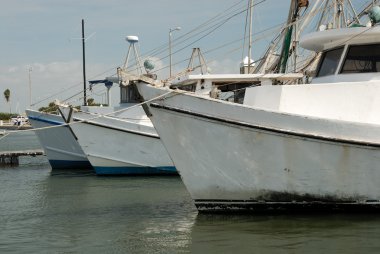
<box><xmin>69</xmin><ymin>108</ymin><xmax>176</xmax><ymax>175</ymax></box>
<box><xmin>137</xmin><ymin>83</ymin><xmax>380</xmax><ymax>213</ymax></box>
<box><xmin>25</xmin><ymin>109</ymin><xmax>92</xmax><ymax>170</ymax></box>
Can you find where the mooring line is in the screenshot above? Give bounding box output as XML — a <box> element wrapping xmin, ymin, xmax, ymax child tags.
<box><xmin>1</xmin><ymin>89</ymin><xmax>178</xmax><ymax>137</ymax></box>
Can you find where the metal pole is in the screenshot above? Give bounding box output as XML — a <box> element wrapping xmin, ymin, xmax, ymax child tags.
<box><xmin>169</xmin><ymin>27</ymin><xmax>181</xmax><ymax>78</ymax></box>
<box><xmin>82</xmin><ymin>19</ymin><xmax>87</xmax><ymax>106</ymax></box>
<box><xmin>334</xmin><ymin>0</ymin><xmax>337</xmax><ymax>28</ymax></box>
<box><xmin>294</xmin><ymin>15</ymin><xmax>297</xmax><ymax>73</ymax></box>
<box><xmin>346</xmin><ymin>0</ymin><xmax>361</xmax><ymax>24</ymax></box>
<box><xmin>106</xmin><ymin>88</ymin><xmax>110</xmax><ymax>106</ymax></box>
<box><xmin>248</xmin><ymin>0</ymin><xmax>253</xmax><ymax>74</ymax></box>
<box><xmin>169</xmin><ymin>29</ymin><xmax>173</xmax><ymax>77</ymax></box>
<box><xmin>317</xmin><ymin>0</ymin><xmax>330</xmax><ymax>29</ymax></box>
<box><xmin>28</xmin><ymin>67</ymin><xmax>32</xmax><ymax>108</ymax></box>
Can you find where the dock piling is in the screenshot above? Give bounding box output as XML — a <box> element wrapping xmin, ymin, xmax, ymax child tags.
<box><xmin>0</xmin><ymin>150</ymin><xmax>44</xmax><ymax>166</ymax></box>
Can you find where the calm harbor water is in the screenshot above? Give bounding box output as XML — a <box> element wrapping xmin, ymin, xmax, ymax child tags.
<box><xmin>1</xmin><ymin>131</ymin><xmax>380</xmax><ymax>253</ymax></box>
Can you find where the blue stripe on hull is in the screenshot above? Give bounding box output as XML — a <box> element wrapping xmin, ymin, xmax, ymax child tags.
<box><xmin>28</xmin><ymin>115</ymin><xmax>64</xmax><ymax>126</ymax></box>
<box><xmin>49</xmin><ymin>160</ymin><xmax>93</xmax><ymax>170</ymax></box>
<box><xmin>94</xmin><ymin>166</ymin><xmax>177</xmax><ymax>175</ymax></box>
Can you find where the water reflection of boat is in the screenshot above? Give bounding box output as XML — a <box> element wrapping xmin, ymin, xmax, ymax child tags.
<box><xmin>134</xmin><ymin>7</ymin><xmax>380</xmax><ymax>212</ymax></box>
<box><xmin>189</xmin><ymin>214</ymin><xmax>380</xmax><ymax>252</ymax></box>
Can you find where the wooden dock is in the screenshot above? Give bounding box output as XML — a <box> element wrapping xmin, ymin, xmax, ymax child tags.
<box><xmin>0</xmin><ymin>149</ymin><xmax>45</xmax><ymax>166</ymax></box>
<box><xmin>0</xmin><ymin>123</ymin><xmax>32</xmax><ymax>130</ymax></box>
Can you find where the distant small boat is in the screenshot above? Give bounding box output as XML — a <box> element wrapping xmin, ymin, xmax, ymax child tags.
<box><xmin>10</xmin><ymin>115</ymin><xmax>28</xmax><ymax>127</ymax></box>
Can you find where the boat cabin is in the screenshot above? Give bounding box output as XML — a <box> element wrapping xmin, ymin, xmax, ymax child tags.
<box><xmin>170</xmin><ymin>73</ymin><xmax>302</xmax><ymax>103</ymax></box>
<box><xmin>241</xmin><ymin>25</ymin><xmax>380</xmax><ymax>125</ymax></box>
<box><xmin>300</xmin><ymin>26</ymin><xmax>380</xmax><ymax>84</ymax></box>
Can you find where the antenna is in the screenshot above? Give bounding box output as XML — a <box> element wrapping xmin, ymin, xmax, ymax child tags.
<box><xmin>123</xmin><ymin>36</ymin><xmax>143</xmax><ymax>74</ymax></box>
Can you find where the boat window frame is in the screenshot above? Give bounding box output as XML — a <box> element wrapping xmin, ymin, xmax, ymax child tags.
<box><xmin>169</xmin><ymin>82</ymin><xmax>197</xmax><ymax>92</ymax></box>
<box><xmin>213</xmin><ymin>81</ymin><xmax>257</xmax><ymax>104</ymax></box>
<box><xmin>315</xmin><ymin>46</ymin><xmax>345</xmax><ymax>78</ymax></box>
<box><xmin>120</xmin><ymin>83</ymin><xmax>142</xmax><ymax>104</ymax></box>
<box><xmin>339</xmin><ymin>43</ymin><xmax>380</xmax><ymax>74</ymax></box>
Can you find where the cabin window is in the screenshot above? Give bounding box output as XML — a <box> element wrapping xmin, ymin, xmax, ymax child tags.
<box><xmin>120</xmin><ymin>83</ymin><xmax>141</xmax><ymax>103</ymax></box>
<box><xmin>316</xmin><ymin>47</ymin><xmax>344</xmax><ymax>77</ymax></box>
<box><xmin>216</xmin><ymin>82</ymin><xmax>256</xmax><ymax>104</ymax></box>
<box><xmin>340</xmin><ymin>44</ymin><xmax>380</xmax><ymax>74</ymax></box>
<box><xmin>170</xmin><ymin>83</ymin><xmax>197</xmax><ymax>92</ymax></box>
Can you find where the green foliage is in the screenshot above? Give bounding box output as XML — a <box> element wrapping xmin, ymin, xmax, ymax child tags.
<box><xmin>0</xmin><ymin>112</ymin><xmax>13</xmax><ymax>120</ymax></box>
<box><xmin>3</xmin><ymin>89</ymin><xmax>10</xmax><ymax>102</ymax></box>
<box><xmin>87</xmin><ymin>98</ymin><xmax>95</xmax><ymax>106</ymax></box>
<box><xmin>38</xmin><ymin>101</ymin><xmax>59</xmax><ymax>113</ymax></box>
<box><xmin>86</xmin><ymin>98</ymin><xmax>105</xmax><ymax>106</ymax></box>
<box><xmin>3</xmin><ymin>89</ymin><xmax>11</xmax><ymax>113</ymax></box>
<box><xmin>37</xmin><ymin>98</ymin><xmax>105</xmax><ymax>114</ymax></box>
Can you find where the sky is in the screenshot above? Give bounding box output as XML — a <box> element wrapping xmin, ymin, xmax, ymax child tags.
<box><xmin>0</xmin><ymin>0</ymin><xmax>298</xmax><ymax>113</ymax></box>
<box><xmin>0</xmin><ymin>0</ymin><xmax>374</xmax><ymax>113</ymax></box>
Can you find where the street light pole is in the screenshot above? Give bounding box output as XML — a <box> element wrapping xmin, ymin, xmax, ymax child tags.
<box><xmin>169</xmin><ymin>27</ymin><xmax>181</xmax><ymax>77</ymax></box>
<box><xmin>28</xmin><ymin>66</ymin><xmax>32</xmax><ymax>108</ymax></box>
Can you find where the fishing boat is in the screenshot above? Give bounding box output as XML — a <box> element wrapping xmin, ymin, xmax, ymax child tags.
<box><xmin>26</xmin><ymin>109</ymin><xmax>92</xmax><ymax>169</ymax></box>
<box><xmin>132</xmin><ymin>5</ymin><xmax>380</xmax><ymax>212</ymax></box>
<box><xmin>61</xmin><ymin>36</ymin><xmax>176</xmax><ymax>175</ymax></box>
<box><xmin>25</xmin><ymin>20</ymin><xmax>94</xmax><ymax>170</ymax></box>
<box><xmin>63</xmin><ymin>86</ymin><xmax>176</xmax><ymax>175</ymax></box>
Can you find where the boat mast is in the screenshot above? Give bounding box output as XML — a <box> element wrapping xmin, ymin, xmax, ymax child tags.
<box><xmin>82</xmin><ymin>19</ymin><xmax>87</xmax><ymax>106</ymax></box>
<box><xmin>293</xmin><ymin>9</ymin><xmax>298</xmax><ymax>73</ymax></box>
<box><xmin>277</xmin><ymin>0</ymin><xmax>298</xmax><ymax>73</ymax></box>
<box><xmin>248</xmin><ymin>0</ymin><xmax>254</xmax><ymax>74</ymax></box>
<box><xmin>316</xmin><ymin>0</ymin><xmax>330</xmax><ymax>29</ymax></box>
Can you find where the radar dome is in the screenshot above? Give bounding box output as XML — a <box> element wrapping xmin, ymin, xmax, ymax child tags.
<box><xmin>144</xmin><ymin>59</ymin><xmax>155</xmax><ymax>72</ymax></box>
<box><xmin>369</xmin><ymin>6</ymin><xmax>380</xmax><ymax>24</ymax></box>
<box><xmin>125</xmin><ymin>35</ymin><xmax>139</xmax><ymax>43</ymax></box>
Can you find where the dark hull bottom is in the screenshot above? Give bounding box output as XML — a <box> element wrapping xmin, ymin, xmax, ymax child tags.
<box><xmin>94</xmin><ymin>166</ymin><xmax>177</xmax><ymax>176</ymax></box>
<box><xmin>195</xmin><ymin>200</ymin><xmax>380</xmax><ymax>214</ymax></box>
<box><xmin>49</xmin><ymin>160</ymin><xmax>93</xmax><ymax>170</ymax></box>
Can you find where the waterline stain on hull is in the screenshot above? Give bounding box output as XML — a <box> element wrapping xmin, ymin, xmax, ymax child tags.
<box><xmin>195</xmin><ymin>200</ymin><xmax>380</xmax><ymax>214</ymax></box>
